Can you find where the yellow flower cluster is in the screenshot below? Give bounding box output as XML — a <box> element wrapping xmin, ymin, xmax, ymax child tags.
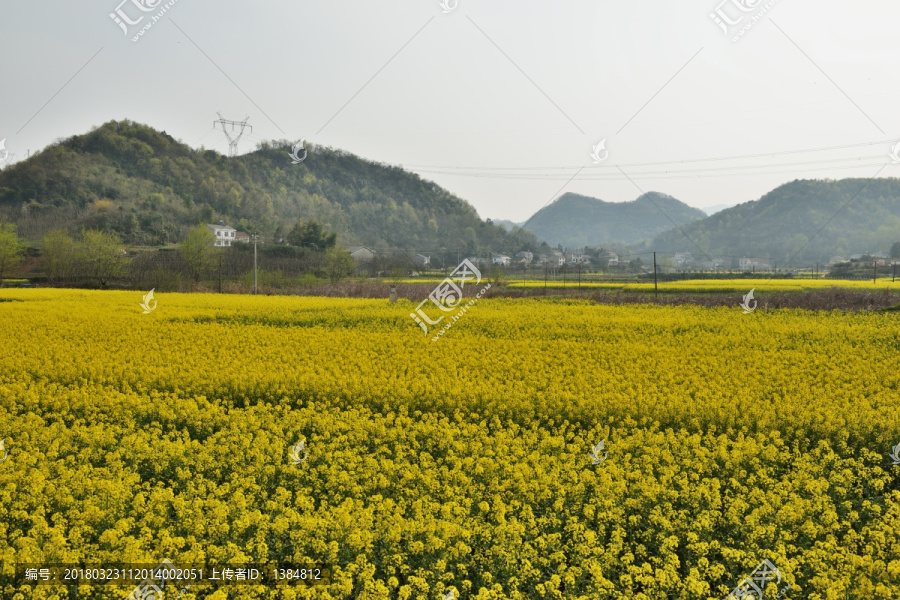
<box><xmin>1</xmin><ymin>289</ymin><xmax>899</xmax><ymax>599</ymax></box>
<box><xmin>508</xmin><ymin>277</ymin><xmax>900</xmax><ymax>292</ymax></box>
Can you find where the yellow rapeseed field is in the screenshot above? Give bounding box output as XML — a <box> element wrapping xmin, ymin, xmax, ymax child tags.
<box><xmin>1</xmin><ymin>289</ymin><xmax>899</xmax><ymax>599</ymax></box>
<box><xmin>507</xmin><ymin>277</ymin><xmax>900</xmax><ymax>292</ymax></box>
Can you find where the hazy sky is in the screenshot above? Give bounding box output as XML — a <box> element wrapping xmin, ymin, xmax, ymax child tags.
<box><xmin>2</xmin><ymin>1</ymin><xmax>900</xmax><ymax>222</ymax></box>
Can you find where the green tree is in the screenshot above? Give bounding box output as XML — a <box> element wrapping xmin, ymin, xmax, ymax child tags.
<box><xmin>388</xmin><ymin>268</ymin><xmax>406</xmax><ymax>285</ymax></box>
<box><xmin>79</xmin><ymin>230</ymin><xmax>128</xmax><ymax>287</ymax></box>
<box><xmin>287</xmin><ymin>220</ymin><xmax>337</xmax><ymax>251</ymax></box>
<box><xmin>658</xmin><ymin>255</ymin><xmax>675</xmax><ymax>272</ymax></box>
<box><xmin>322</xmin><ymin>247</ymin><xmax>356</xmax><ymax>283</ymax></box>
<box><xmin>628</xmin><ymin>257</ymin><xmax>643</xmax><ymax>273</ymax></box>
<box><xmin>42</xmin><ymin>229</ymin><xmax>77</xmax><ymax>282</ymax></box>
<box><xmin>179</xmin><ymin>225</ymin><xmax>218</xmax><ymax>283</ymax></box>
<box><xmin>0</xmin><ymin>222</ymin><xmax>24</xmax><ymax>287</ymax></box>
<box><xmin>890</xmin><ymin>241</ymin><xmax>900</xmax><ymax>259</ymax></box>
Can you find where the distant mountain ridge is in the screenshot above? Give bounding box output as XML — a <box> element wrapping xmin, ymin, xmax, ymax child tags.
<box><xmin>523</xmin><ymin>191</ymin><xmax>707</xmax><ymax>248</ymax></box>
<box><xmin>648</xmin><ymin>178</ymin><xmax>900</xmax><ymax>261</ymax></box>
<box><xmin>703</xmin><ymin>203</ymin><xmax>734</xmax><ymax>216</ymax></box>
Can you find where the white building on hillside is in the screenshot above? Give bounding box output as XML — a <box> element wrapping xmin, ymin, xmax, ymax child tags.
<box><xmin>349</xmin><ymin>246</ymin><xmax>375</xmax><ymax>262</ymax></box>
<box><xmin>207</xmin><ymin>222</ymin><xmax>237</xmax><ymax>247</ymax></box>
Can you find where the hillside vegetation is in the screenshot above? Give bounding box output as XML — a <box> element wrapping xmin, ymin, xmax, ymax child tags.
<box><xmin>0</xmin><ymin>120</ymin><xmax>539</xmax><ymax>257</ymax></box>
<box><xmin>648</xmin><ymin>179</ymin><xmax>900</xmax><ymax>262</ymax></box>
<box><xmin>524</xmin><ymin>192</ymin><xmax>707</xmax><ymax>248</ymax></box>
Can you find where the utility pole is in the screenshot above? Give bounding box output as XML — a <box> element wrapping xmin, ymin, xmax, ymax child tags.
<box><xmin>252</xmin><ymin>233</ymin><xmax>259</xmax><ymax>294</ymax></box>
<box><xmin>653</xmin><ymin>252</ymin><xmax>658</xmax><ymax>298</ymax></box>
<box><xmin>214</xmin><ymin>112</ymin><xmax>252</xmax><ymax>157</ymax></box>
<box><xmin>873</xmin><ymin>259</ymin><xmax>877</xmax><ymax>285</ymax></box>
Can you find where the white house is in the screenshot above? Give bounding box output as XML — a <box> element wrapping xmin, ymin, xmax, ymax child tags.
<box><xmin>740</xmin><ymin>257</ymin><xmax>771</xmax><ymax>270</ymax></box>
<box><xmin>550</xmin><ymin>250</ymin><xmax>566</xmax><ymax>266</ymax></box>
<box><xmin>207</xmin><ymin>222</ymin><xmax>237</xmax><ymax>247</ymax></box>
<box><xmin>412</xmin><ymin>254</ymin><xmax>430</xmax><ymax>266</ymax></box>
<box><xmin>673</xmin><ymin>252</ymin><xmax>693</xmax><ymax>267</ymax></box>
<box><xmin>536</xmin><ymin>254</ymin><xmax>563</xmax><ymax>266</ymax></box>
<box><xmin>348</xmin><ymin>246</ymin><xmax>375</xmax><ymax>262</ymax></box>
<box><xmin>492</xmin><ymin>254</ymin><xmax>511</xmax><ymax>266</ymax></box>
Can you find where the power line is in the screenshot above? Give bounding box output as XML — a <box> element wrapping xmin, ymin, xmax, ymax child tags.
<box><xmin>415</xmin><ymin>153</ymin><xmax>888</xmax><ymax>177</ymax></box>
<box><xmin>412</xmin><ymin>159</ymin><xmax>890</xmax><ymax>181</ymax></box>
<box><xmin>617</xmin><ymin>166</ymin><xmax>713</xmax><ymax>262</ymax></box>
<box><xmin>402</xmin><ymin>138</ymin><xmax>898</xmax><ymax>172</ymax></box>
<box><xmin>520</xmin><ymin>167</ymin><xmax>584</xmax><ymax>230</ymax></box>
<box><xmin>780</xmin><ymin>166</ymin><xmax>887</xmax><ymax>269</ymax></box>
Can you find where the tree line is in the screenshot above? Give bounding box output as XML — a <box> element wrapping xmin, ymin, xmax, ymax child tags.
<box><xmin>0</xmin><ymin>219</ymin><xmax>369</xmax><ymax>290</ymax></box>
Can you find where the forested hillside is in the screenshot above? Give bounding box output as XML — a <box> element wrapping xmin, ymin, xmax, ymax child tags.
<box><xmin>0</xmin><ymin>120</ymin><xmax>540</xmax><ymax>256</ymax></box>
<box><xmin>524</xmin><ymin>191</ymin><xmax>707</xmax><ymax>248</ymax></box>
<box><xmin>649</xmin><ymin>178</ymin><xmax>900</xmax><ymax>261</ymax></box>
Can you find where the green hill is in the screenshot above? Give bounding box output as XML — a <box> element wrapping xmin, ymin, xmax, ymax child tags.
<box><xmin>649</xmin><ymin>178</ymin><xmax>900</xmax><ymax>262</ymax></box>
<box><xmin>0</xmin><ymin>120</ymin><xmax>540</xmax><ymax>257</ymax></box>
<box><xmin>523</xmin><ymin>191</ymin><xmax>707</xmax><ymax>248</ymax></box>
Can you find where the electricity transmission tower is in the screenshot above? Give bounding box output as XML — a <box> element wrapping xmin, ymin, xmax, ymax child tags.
<box><xmin>214</xmin><ymin>112</ymin><xmax>252</xmax><ymax>157</ymax></box>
